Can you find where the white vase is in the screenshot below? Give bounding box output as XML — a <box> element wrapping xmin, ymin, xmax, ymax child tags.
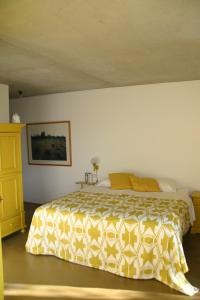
<box><xmin>12</xmin><ymin>113</ymin><xmax>21</xmax><ymax>123</ymax></box>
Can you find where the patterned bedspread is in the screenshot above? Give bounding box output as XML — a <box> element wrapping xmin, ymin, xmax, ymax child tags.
<box><xmin>25</xmin><ymin>191</ymin><xmax>199</xmax><ymax>295</ymax></box>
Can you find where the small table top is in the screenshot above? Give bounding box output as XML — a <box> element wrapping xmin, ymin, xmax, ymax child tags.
<box><xmin>76</xmin><ymin>181</ymin><xmax>96</xmax><ymax>188</ymax></box>
<box><xmin>76</xmin><ymin>181</ymin><xmax>96</xmax><ymax>185</ymax></box>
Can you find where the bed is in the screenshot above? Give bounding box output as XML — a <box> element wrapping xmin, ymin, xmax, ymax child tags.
<box><xmin>25</xmin><ymin>186</ymin><xmax>198</xmax><ymax>296</ymax></box>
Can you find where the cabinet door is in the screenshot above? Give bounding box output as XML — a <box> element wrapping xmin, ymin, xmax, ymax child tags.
<box><xmin>0</xmin><ymin>174</ymin><xmax>22</xmax><ymax>221</ymax></box>
<box><xmin>0</xmin><ymin>133</ymin><xmax>21</xmax><ymax>175</ymax></box>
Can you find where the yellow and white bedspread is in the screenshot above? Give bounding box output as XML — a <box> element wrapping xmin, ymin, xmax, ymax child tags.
<box><xmin>26</xmin><ymin>188</ymin><xmax>199</xmax><ymax>295</ymax></box>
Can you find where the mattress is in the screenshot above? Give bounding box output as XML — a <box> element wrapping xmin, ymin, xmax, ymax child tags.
<box><xmin>25</xmin><ymin>187</ymin><xmax>198</xmax><ymax>296</ymax></box>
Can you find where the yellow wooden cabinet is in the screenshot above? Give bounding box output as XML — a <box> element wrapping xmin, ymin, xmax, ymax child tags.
<box><xmin>0</xmin><ymin>124</ymin><xmax>25</xmax><ymax>238</ymax></box>
<box><xmin>191</xmin><ymin>191</ymin><xmax>200</xmax><ymax>234</ymax></box>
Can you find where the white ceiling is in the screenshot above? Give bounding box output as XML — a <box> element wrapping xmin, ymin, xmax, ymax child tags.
<box><xmin>0</xmin><ymin>0</ymin><xmax>200</xmax><ymax>98</ymax></box>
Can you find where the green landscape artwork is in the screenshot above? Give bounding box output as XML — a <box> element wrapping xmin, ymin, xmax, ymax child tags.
<box><xmin>31</xmin><ymin>131</ymin><xmax>66</xmax><ymax>161</ymax></box>
<box><xmin>27</xmin><ymin>121</ymin><xmax>72</xmax><ymax>166</ymax></box>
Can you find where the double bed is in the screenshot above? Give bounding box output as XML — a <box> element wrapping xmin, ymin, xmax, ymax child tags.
<box><xmin>25</xmin><ymin>186</ymin><xmax>198</xmax><ymax>296</ymax></box>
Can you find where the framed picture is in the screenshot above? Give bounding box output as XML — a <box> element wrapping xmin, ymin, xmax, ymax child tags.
<box><xmin>26</xmin><ymin>121</ymin><xmax>72</xmax><ymax>166</ymax></box>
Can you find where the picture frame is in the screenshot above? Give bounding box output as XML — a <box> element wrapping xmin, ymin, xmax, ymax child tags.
<box><xmin>26</xmin><ymin>121</ymin><xmax>72</xmax><ymax>166</ymax></box>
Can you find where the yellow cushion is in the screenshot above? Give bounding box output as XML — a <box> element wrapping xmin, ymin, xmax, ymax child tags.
<box><xmin>109</xmin><ymin>173</ymin><xmax>134</xmax><ymax>190</ymax></box>
<box><xmin>129</xmin><ymin>176</ymin><xmax>160</xmax><ymax>192</ymax></box>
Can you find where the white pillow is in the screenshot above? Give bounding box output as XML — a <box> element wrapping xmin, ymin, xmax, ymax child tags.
<box><xmin>97</xmin><ymin>178</ymin><xmax>111</xmax><ymax>187</ymax></box>
<box><xmin>157</xmin><ymin>178</ymin><xmax>179</xmax><ymax>192</ymax></box>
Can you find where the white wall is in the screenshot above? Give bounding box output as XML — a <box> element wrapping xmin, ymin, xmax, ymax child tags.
<box><xmin>0</xmin><ymin>84</ymin><xmax>9</xmax><ymax>122</ymax></box>
<box><xmin>10</xmin><ymin>80</ymin><xmax>200</xmax><ymax>203</ymax></box>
